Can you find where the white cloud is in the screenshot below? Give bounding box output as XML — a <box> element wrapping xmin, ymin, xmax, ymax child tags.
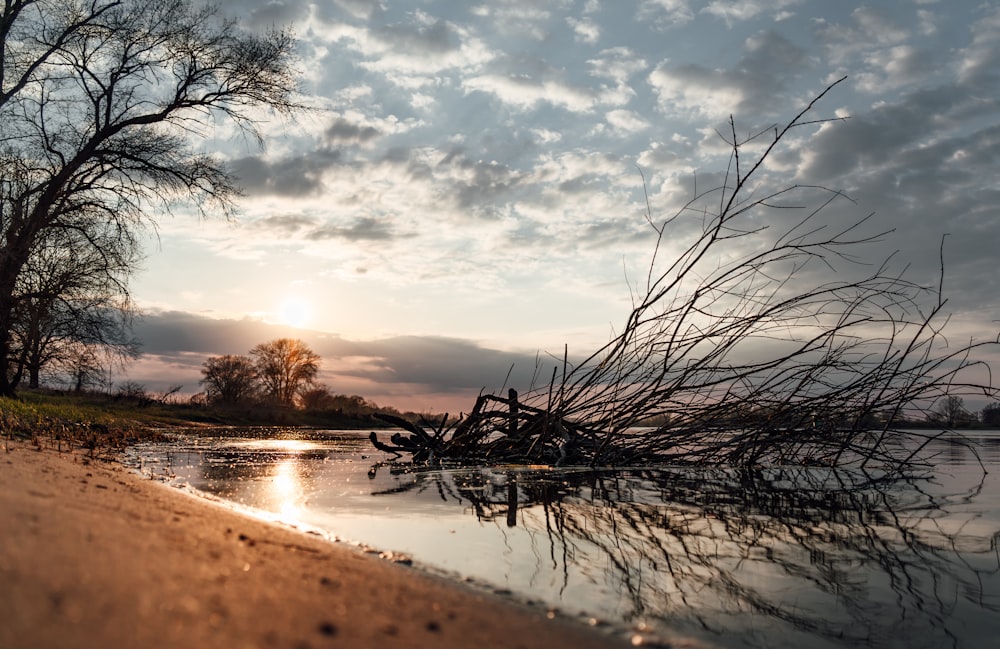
<box><xmin>463</xmin><ymin>73</ymin><xmax>599</xmax><ymax>113</ymax></box>
<box><xmin>957</xmin><ymin>4</ymin><xmax>1000</xmax><ymax>83</ymax></box>
<box><xmin>702</xmin><ymin>0</ymin><xmax>802</xmax><ymax>26</ymax></box>
<box><xmin>638</xmin><ymin>0</ymin><xmax>695</xmax><ymax>27</ymax></box>
<box><xmin>314</xmin><ymin>17</ymin><xmax>495</xmax><ymax>78</ymax></box>
<box><xmin>567</xmin><ymin>16</ymin><xmax>600</xmax><ymax>44</ymax></box>
<box><xmin>648</xmin><ymin>63</ymin><xmax>746</xmax><ymax>118</ymax></box>
<box><xmin>588</xmin><ymin>47</ymin><xmax>649</xmax><ymax>84</ymax></box>
<box><xmin>855</xmin><ymin>44</ymin><xmax>932</xmax><ymax>93</ymax></box>
<box><xmin>606</xmin><ymin>108</ymin><xmax>651</xmax><ymax>134</ymax></box>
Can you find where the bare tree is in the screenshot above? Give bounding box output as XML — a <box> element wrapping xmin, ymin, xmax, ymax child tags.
<box><xmin>250</xmin><ymin>338</ymin><xmax>320</xmax><ymax>407</ymax></box>
<box><xmin>0</xmin><ymin>0</ymin><xmax>301</xmax><ymax>396</ymax></box>
<box><xmin>930</xmin><ymin>395</ymin><xmax>972</xmax><ymax>428</ymax></box>
<box><xmin>200</xmin><ymin>354</ymin><xmax>258</xmax><ymax>405</ymax></box>
<box><xmin>372</xmin><ymin>78</ymin><xmax>999</xmax><ymax>471</ymax></box>
<box><xmin>55</xmin><ymin>340</ymin><xmax>112</xmax><ymax>393</ymax></box>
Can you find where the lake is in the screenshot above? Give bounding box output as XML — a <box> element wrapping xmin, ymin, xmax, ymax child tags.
<box><xmin>126</xmin><ymin>428</ymin><xmax>1000</xmax><ymax>649</ymax></box>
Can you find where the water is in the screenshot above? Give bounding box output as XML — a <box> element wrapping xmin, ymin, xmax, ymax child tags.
<box><xmin>127</xmin><ymin>428</ymin><xmax>1000</xmax><ymax>649</ymax></box>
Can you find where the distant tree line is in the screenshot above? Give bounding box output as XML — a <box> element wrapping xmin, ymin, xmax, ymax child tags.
<box><xmin>0</xmin><ymin>0</ymin><xmax>299</xmax><ymax>395</ymax></box>
<box><xmin>197</xmin><ymin>337</ymin><xmax>423</xmax><ymax>422</ymax></box>
<box><xmin>200</xmin><ymin>338</ymin><xmax>320</xmax><ymax>408</ymax></box>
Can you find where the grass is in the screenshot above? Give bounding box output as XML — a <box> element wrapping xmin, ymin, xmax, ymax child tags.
<box><xmin>0</xmin><ymin>388</ymin><xmax>417</xmax><ymax>456</ymax></box>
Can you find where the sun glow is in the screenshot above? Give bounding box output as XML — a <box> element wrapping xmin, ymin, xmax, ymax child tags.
<box><xmin>278</xmin><ymin>297</ymin><xmax>311</xmax><ymax>328</ymax></box>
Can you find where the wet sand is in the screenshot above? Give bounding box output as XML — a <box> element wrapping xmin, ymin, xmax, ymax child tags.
<box><xmin>0</xmin><ymin>438</ymin><xmax>637</xmax><ymax>649</ymax></box>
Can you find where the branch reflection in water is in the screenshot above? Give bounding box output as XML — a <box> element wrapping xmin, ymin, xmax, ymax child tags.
<box><xmin>365</xmin><ymin>448</ymin><xmax>999</xmax><ymax>648</ymax></box>
<box><xmin>134</xmin><ymin>430</ymin><xmax>1000</xmax><ymax>649</ymax></box>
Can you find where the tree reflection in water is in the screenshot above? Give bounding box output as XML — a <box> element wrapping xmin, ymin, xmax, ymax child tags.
<box><xmin>368</xmin><ymin>459</ymin><xmax>1000</xmax><ymax>649</ymax></box>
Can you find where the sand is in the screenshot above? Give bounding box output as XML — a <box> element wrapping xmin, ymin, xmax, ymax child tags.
<box><xmin>0</xmin><ymin>438</ymin><xmax>635</xmax><ymax>649</ymax></box>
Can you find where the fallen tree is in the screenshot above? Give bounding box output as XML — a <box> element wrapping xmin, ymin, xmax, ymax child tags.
<box><xmin>371</xmin><ymin>78</ymin><xmax>999</xmax><ymax>471</ymax></box>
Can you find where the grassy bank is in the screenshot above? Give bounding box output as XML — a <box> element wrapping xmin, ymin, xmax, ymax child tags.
<box><xmin>0</xmin><ymin>389</ymin><xmax>412</xmax><ymax>453</ymax></box>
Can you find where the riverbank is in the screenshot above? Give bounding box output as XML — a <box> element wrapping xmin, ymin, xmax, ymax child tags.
<box><xmin>0</xmin><ymin>438</ymin><xmax>636</xmax><ymax>649</ymax></box>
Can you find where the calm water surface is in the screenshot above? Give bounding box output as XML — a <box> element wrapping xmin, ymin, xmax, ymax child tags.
<box><xmin>127</xmin><ymin>429</ymin><xmax>1000</xmax><ymax>649</ymax></box>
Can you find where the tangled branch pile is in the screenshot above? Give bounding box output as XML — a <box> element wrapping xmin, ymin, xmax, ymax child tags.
<box><xmin>371</xmin><ymin>78</ymin><xmax>998</xmax><ymax>471</ymax></box>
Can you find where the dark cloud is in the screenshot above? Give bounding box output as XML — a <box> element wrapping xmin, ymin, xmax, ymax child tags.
<box><xmin>342</xmin><ymin>336</ymin><xmax>548</xmax><ymax>391</ymax></box>
<box><xmin>650</xmin><ymin>29</ymin><xmax>808</xmax><ymax>118</ymax></box>
<box><xmin>250</xmin><ymin>214</ymin><xmax>318</xmax><ymax>235</ymax></box>
<box><xmin>229</xmin><ymin>149</ymin><xmax>344</xmax><ymax>197</ymax></box>
<box><xmin>305</xmin><ymin>216</ymin><xmax>400</xmax><ymax>242</ymax></box>
<box><xmin>326</xmin><ymin>117</ymin><xmax>382</xmax><ymax>145</ymax></box>
<box><xmin>373</xmin><ymin>18</ymin><xmax>459</xmax><ymax>55</ymax></box>
<box><xmin>436</xmin><ymin>155</ymin><xmax>525</xmax><ymax>218</ymax></box>
<box><xmin>320</xmin><ymin>0</ymin><xmax>381</xmax><ymax>21</ymax></box>
<box><xmin>794</xmin><ymin>81</ymin><xmax>995</xmax><ymax>184</ymax></box>
<box><xmin>219</xmin><ymin>0</ymin><xmax>311</xmax><ymax>30</ymax></box>
<box><xmin>576</xmin><ymin>219</ymin><xmax>648</xmax><ymax>250</ymax></box>
<box><xmin>133</xmin><ymin>311</ymin><xmax>298</xmax><ymax>355</ymax></box>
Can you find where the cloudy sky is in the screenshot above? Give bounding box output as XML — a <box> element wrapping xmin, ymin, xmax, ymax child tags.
<box><xmin>124</xmin><ymin>0</ymin><xmax>1000</xmax><ymax>413</ymax></box>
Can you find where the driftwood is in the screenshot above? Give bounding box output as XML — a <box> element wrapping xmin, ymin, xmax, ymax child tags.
<box><xmin>370</xmin><ymin>389</ymin><xmax>605</xmax><ymax>465</ymax></box>
<box><xmin>370</xmin><ymin>77</ymin><xmax>998</xmax><ymax>472</ymax></box>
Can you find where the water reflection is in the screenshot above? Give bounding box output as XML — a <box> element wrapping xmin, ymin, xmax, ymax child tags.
<box><xmin>271</xmin><ymin>460</ymin><xmax>304</xmax><ymax>521</ymax></box>
<box><xmin>365</xmin><ymin>461</ymin><xmax>1000</xmax><ymax>649</ymax></box>
<box><xmin>131</xmin><ymin>430</ymin><xmax>1000</xmax><ymax>649</ymax></box>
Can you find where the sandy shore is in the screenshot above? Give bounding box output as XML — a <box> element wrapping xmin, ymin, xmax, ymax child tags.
<box><xmin>0</xmin><ymin>438</ymin><xmax>638</xmax><ymax>649</ymax></box>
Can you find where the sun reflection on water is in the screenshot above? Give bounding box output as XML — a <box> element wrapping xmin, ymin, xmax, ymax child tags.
<box><xmin>270</xmin><ymin>459</ymin><xmax>304</xmax><ymax>521</ymax></box>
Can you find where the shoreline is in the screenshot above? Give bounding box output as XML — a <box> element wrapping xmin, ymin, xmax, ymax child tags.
<box><xmin>0</xmin><ymin>438</ymin><xmax>645</xmax><ymax>649</ymax></box>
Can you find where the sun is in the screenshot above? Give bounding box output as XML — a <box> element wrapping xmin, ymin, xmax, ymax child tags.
<box><xmin>278</xmin><ymin>297</ymin><xmax>311</xmax><ymax>328</ymax></box>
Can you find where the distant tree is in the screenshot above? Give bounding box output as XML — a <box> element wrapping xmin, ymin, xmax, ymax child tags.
<box><xmin>56</xmin><ymin>341</ymin><xmax>107</xmax><ymax>393</ymax></box>
<box><xmin>299</xmin><ymin>384</ymin><xmax>337</xmax><ymax>411</ymax></box>
<box><xmin>116</xmin><ymin>380</ymin><xmax>154</xmax><ymax>406</ymax></box>
<box><xmin>9</xmin><ymin>225</ymin><xmax>138</xmax><ymax>389</ymax></box>
<box><xmin>930</xmin><ymin>395</ymin><xmax>973</xmax><ymax>428</ymax></box>
<box><xmin>250</xmin><ymin>338</ymin><xmax>320</xmax><ymax>407</ymax></box>
<box><xmin>200</xmin><ymin>354</ymin><xmax>258</xmax><ymax>405</ymax></box>
<box><xmin>982</xmin><ymin>402</ymin><xmax>1000</xmax><ymax>427</ymax></box>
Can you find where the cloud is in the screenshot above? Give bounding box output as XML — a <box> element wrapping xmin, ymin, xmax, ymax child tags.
<box><xmin>795</xmin><ymin>83</ymin><xmax>995</xmax><ymax>183</ymax></box>
<box><xmin>220</xmin><ymin>0</ymin><xmax>311</xmax><ymax>29</ymax></box>
<box><xmin>648</xmin><ymin>30</ymin><xmax>806</xmax><ymax>118</ymax></box>
<box><xmin>957</xmin><ymin>4</ymin><xmax>1000</xmax><ymax>85</ymax></box>
<box><xmin>817</xmin><ymin>6</ymin><xmax>913</xmax><ymax>67</ymax></box>
<box><xmin>638</xmin><ymin>0</ymin><xmax>696</xmax><ymax>28</ymax></box>
<box><xmin>463</xmin><ymin>70</ymin><xmax>601</xmax><ymax>113</ymax></box>
<box><xmin>567</xmin><ymin>17</ymin><xmax>600</xmax><ymax>44</ymax></box>
<box><xmin>317</xmin><ymin>11</ymin><xmax>494</xmax><ymax>79</ymax></box>
<box><xmin>605</xmin><ymin>108</ymin><xmax>651</xmax><ymax>134</ymax></box>
<box><xmin>229</xmin><ymin>149</ymin><xmax>344</xmax><ymax>197</ymax></box>
<box><xmin>855</xmin><ymin>45</ymin><xmax>935</xmax><ymax>93</ymax></box>
<box><xmin>587</xmin><ymin>47</ymin><xmax>649</xmax><ymax>85</ymax></box>
<box><xmin>702</xmin><ymin>0</ymin><xmax>803</xmax><ymax>26</ymax></box>
<box><xmin>372</xmin><ymin>13</ymin><xmax>459</xmax><ymax>55</ymax></box>
<box><xmin>306</xmin><ymin>216</ymin><xmax>401</xmax><ymax>242</ymax></box>
<box><xmin>470</xmin><ymin>3</ymin><xmax>554</xmax><ymax>40</ymax></box>
<box><xmin>325</xmin><ymin>117</ymin><xmax>382</xmax><ymax>144</ymax></box>
<box><xmin>250</xmin><ymin>214</ymin><xmax>319</xmax><ymax>236</ymax></box>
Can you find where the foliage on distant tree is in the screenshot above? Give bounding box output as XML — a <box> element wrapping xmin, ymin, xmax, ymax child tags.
<box><xmin>200</xmin><ymin>354</ymin><xmax>258</xmax><ymax>405</ymax></box>
<box><xmin>981</xmin><ymin>402</ymin><xmax>1000</xmax><ymax>427</ymax></box>
<box><xmin>250</xmin><ymin>338</ymin><xmax>320</xmax><ymax>407</ymax></box>
<box><xmin>928</xmin><ymin>395</ymin><xmax>975</xmax><ymax>428</ymax></box>
<box><xmin>0</xmin><ymin>0</ymin><xmax>301</xmax><ymax>396</ymax></box>
<box><xmin>298</xmin><ymin>384</ymin><xmax>337</xmax><ymax>411</ymax></box>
